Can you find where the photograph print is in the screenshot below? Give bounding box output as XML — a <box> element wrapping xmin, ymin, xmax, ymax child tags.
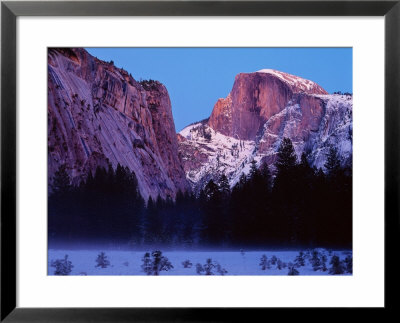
<box><xmin>48</xmin><ymin>47</ymin><xmax>352</xmax><ymax>276</ymax></box>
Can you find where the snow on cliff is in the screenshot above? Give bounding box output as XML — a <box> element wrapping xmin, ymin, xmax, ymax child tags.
<box><xmin>179</xmin><ymin>68</ymin><xmax>352</xmax><ymax>192</ymax></box>
<box><xmin>179</xmin><ymin>93</ymin><xmax>352</xmax><ymax>192</ymax></box>
<box><xmin>256</xmin><ymin>69</ymin><xmax>328</xmax><ymax>95</ymax></box>
<box><xmin>179</xmin><ymin>123</ymin><xmax>258</xmax><ymax>189</ymax></box>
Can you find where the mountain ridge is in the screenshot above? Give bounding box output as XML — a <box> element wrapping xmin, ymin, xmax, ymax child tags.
<box><xmin>48</xmin><ymin>48</ymin><xmax>352</xmax><ymax>199</ymax></box>
<box><xmin>48</xmin><ymin>48</ymin><xmax>190</xmax><ymax>200</ymax></box>
<box><xmin>179</xmin><ymin>70</ymin><xmax>352</xmax><ymax>191</ymax></box>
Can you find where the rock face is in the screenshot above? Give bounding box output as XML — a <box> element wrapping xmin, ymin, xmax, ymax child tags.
<box><xmin>48</xmin><ymin>48</ymin><xmax>190</xmax><ymax>200</ymax></box>
<box><xmin>179</xmin><ymin>69</ymin><xmax>352</xmax><ymax>191</ymax></box>
<box><xmin>208</xmin><ymin>69</ymin><xmax>328</xmax><ymax>140</ymax></box>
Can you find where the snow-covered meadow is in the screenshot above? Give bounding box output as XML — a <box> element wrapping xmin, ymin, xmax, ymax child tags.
<box><xmin>48</xmin><ymin>248</ymin><xmax>352</xmax><ymax>276</ymax></box>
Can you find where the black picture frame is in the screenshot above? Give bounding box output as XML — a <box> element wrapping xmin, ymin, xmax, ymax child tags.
<box><xmin>1</xmin><ymin>0</ymin><xmax>399</xmax><ymax>321</ymax></box>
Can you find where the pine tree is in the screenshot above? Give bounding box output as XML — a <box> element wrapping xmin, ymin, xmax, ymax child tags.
<box><xmin>203</xmin><ymin>179</ymin><xmax>226</xmax><ymax>244</ymax></box>
<box><xmin>329</xmin><ymin>255</ymin><xmax>345</xmax><ymax>275</ymax></box>
<box><xmin>248</xmin><ymin>159</ymin><xmax>258</xmax><ymax>180</ymax></box>
<box><xmin>95</xmin><ymin>252</ymin><xmax>110</xmax><ymax>268</ymax></box>
<box><xmin>325</xmin><ymin>146</ymin><xmax>341</xmax><ymax>177</ymax></box>
<box><xmin>288</xmin><ymin>265</ymin><xmax>299</xmax><ymax>275</ymax></box>
<box><xmin>259</xmin><ymin>162</ymin><xmax>272</xmax><ymax>192</ymax></box>
<box><xmin>299</xmin><ymin>152</ymin><xmax>314</xmax><ymax>180</ymax></box>
<box><xmin>51</xmin><ymin>254</ymin><xmax>73</xmax><ymax>275</ymax></box>
<box><xmin>259</xmin><ymin>255</ymin><xmax>269</xmax><ymax>270</ymax></box>
<box><xmin>344</xmin><ymin>255</ymin><xmax>353</xmax><ymax>274</ymax></box>
<box><xmin>275</xmin><ymin>138</ymin><xmax>298</xmax><ymax>175</ymax></box>
<box><xmin>273</xmin><ymin>138</ymin><xmax>299</xmax><ymax>245</ymax></box>
<box><xmin>182</xmin><ymin>260</ymin><xmax>193</xmax><ymax>268</ymax></box>
<box><xmin>321</xmin><ymin>254</ymin><xmax>328</xmax><ymax>272</ymax></box>
<box><xmin>196</xmin><ymin>258</ymin><xmax>227</xmax><ymax>275</ymax></box>
<box><xmin>106</xmin><ymin>164</ymin><xmax>116</xmax><ymax>191</ymax></box>
<box><xmin>203</xmin><ymin>258</ymin><xmax>215</xmax><ymax>275</ymax></box>
<box><xmin>310</xmin><ymin>250</ymin><xmax>322</xmax><ymax>271</ymax></box>
<box><xmin>145</xmin><ymin>197</ymin><xmax>163</xmax><ymax>244</ymax></box>
<box><xmin>141</xmin><ymin>252</ymin><xmax>152</xmax><ymax>275</ymax></box>
<box><xmin>51</xmin><ymin>164</ymin><xmax>71</xmax><ymax>195</ymax></box>
<box><xmin>204</xmin><ymin>180</ymin><xmax>219</xmax><ymax>200</ymax></box>
<box><xmin>218</xmin><ymin>174</ymin><xmax>230</xmax><ymax>196</ymax></box>
<box><xmin>294</xmin><ymin>251</ymin><xmax>306</xmax><ymax>267</ymax></box>
<box><xmin>141</xmin><ymin>251</ymin><xmax>173</xmax><ymax>275</ymax></box>
<box><xmin>237</xmin><ymin>173</ymin><xmax>247</xmax><ymax>190</ymax></box>
<box><xmin>151</xmin><ymin>250</ymin><xmax>173</xmax><ymax>275</ymax></box>
<box><xmin>215</xmin><ymin>263</ymin><xmax>228</xmax><ymax>275</ymax></box>
<box><xmin>91</xmin><ymin>166</ymin><xmax>109</xmax><ymax>196</ymax></box>
<box><xmin>196</xmin><ymin>263</ymin><xmax>204</xmax><ymax>275</ymax></box>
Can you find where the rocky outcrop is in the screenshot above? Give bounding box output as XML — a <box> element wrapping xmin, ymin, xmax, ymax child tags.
<box><xmin>257</xmin><ymin>93</ymin><xmax>352</xmax><ymax>168</ymax></box>
<box><xmin>48</xmin><ymin>48</ymin><xmax>190</xmax><ymax>200</ymax></box>
<box><xmin>208</xmin><ymin>69</ymin><xmax>328</xmax><ymax>140</ymax></box>
<box><xmin>179</xmin><ymin>70</ymin><xmax>352</xmax><ymax>191</ymax></box>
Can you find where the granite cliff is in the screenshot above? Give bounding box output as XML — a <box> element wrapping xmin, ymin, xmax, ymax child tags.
<box><xmin>48</xmin><ymin>50</ymin><xmax>351</xmax><ymax>197</ymax></box>
<box><xmin>179</xmin><ymin>69</ymin><xmax>352</xmax><ymax>191</ymax></box>
<box><xmin>48</xmin><ymin>48</ymin><xmax>190</xmax><ymax>200</ymax></box>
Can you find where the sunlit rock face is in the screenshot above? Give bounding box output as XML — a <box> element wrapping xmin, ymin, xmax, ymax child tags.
<box><xmin>179</xmin><ymin>70</ymin><xmax>352</xmax><ymax>191</ymax></box>
<box><xmin>208</xmin><ymin>69</ymin><xmax>328</xmax><ymax>140</ymax></box>
<box><xmin>48</xmin><ymin>50</ymin><xmax>352</xmax><ymax>197</ymax></box>
<box><xmin>48</xmin><ymin>48</ymin><xmax>190</xmax><ymax>200</ymax></box>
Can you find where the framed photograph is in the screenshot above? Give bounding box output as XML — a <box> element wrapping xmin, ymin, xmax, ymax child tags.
<box><xmin>1</xmin><ymin>0</ymin><xmax>399</xmax><ymax>320</ymax></box>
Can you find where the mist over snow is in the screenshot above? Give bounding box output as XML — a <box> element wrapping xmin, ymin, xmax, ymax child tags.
<box><xmin>48</xmin><ymin>248</ymin><xmax>352</xmax><ymax>276</ymax></box>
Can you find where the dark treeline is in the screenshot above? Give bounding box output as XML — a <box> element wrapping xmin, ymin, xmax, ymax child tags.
<box><xmin>49</xmin><ymin>138</ymin><xmax>352</xmax><ymax>249</ymax></box>
<box><xmin>49</xmin><ymin>164</ymin><xmax>145</xmax><ymax>245</ymax></box>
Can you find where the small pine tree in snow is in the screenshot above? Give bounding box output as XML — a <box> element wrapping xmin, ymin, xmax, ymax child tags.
<box><xmin>182</xmin><ymin>260</ymin><xmax>193</xmax><ymax>268</ymax></box>
<box><xmin>276</xmin><ymin>259</ymin><xmax>283</xmax><ymax>270</ymax></box>
<box><xmin>141</xmin><ymin>252</ymin><xmax>152</xmax><ymax>275</ymax></box>
<box><xmin>294</xmin><ymin>251</ymin><xmax>306</xmax><ymax>267</ymax></box>
<box><xmin>343</xmin><ymin>255</ymin><xmax>353</xmax><ymax>274</ymax></box>
<box><xmin>321</xmin><ymin>254</ymin><xmax>328</xmax><ymax>272</ymax></box>
<box><xmin>203</xmin><ymin>258</ymin><xmax>214</xmax><ymax>275</ymax></box>
<box><xmin>141</xmin><ymin>251</ymin><xmax>173</xmax><ymax>275</ymax></box>
<box><xmin>196</xmin><ymin>258</ymin><xmax>227</xmax><ymax>275</ymax></box>
<box><xmin>196</xmin><ymin>263</ymin><xmax>204</xmax><ymax>275</ymax></box>
<box><xmin>304</xmin><ymin>250</ymin><xmax>312</xmax><ymax>261</ymax></box>
<box><xmin>329</xmin><ymin>255</ymin><xmax>345</xmax><ymax>275</ymax></box>
<box><xmin>259</xmin><ymin>255</ymin><xmax>269</xmax><ymax>270</ymax></box>
<box><xmin>310</xmin><ymin>250</ymin><xmax>322</xmax><ymax>271</ymax></box>
<box><xmin>95</xmin><ymin>252</ymin><xmax>110</xmax><ymax>268</ymax></box>
<box><xmin>282</xmin><ymin>262</ymin><xmax>287</xmax><ymax>269</ymax></box>
<box><xmin>151</xmin><ymin>250</ymin><xmax>173</xmax><ymax>275</ymax></box>
<box><xmin>288</xmin><ymin>265</ymin><xmax>299</xmax><ymax>276</ymax></box>
<box><xmin>270</xmin><ymin>255</ymin><xmax>278</xmax><ymax>265</ymax></box>
<box><xmin>215</xmin><ymin>263</ymin><xmax>228</xmax><ymax>275</ymax></box>
<box><xmin>51</xmin><ymin>255</ymin><xmax>73</xmax><ymax>275</ymax></box>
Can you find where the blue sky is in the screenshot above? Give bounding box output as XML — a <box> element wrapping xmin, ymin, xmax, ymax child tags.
<box><xmin>86</xmin><ymin>48</ymin><xmax>352</xmax><ymax>132</ymax></box>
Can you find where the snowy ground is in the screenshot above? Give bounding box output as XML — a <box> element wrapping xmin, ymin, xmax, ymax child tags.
<box><xmin>48</xmin><ymin>249</ymin><xmax>352</xmax><ymax>276</ymax></box>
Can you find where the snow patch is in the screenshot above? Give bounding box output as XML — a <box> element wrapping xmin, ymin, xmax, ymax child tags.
<box><xmin>179</xmin><ymin>123</ymin><xmax>258</xmax><ymax>188</ymax></box>
<box><xmin>256</xmin><ymin>69</ymin><xmax>326</xmax><ymax>94</ymax></box>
